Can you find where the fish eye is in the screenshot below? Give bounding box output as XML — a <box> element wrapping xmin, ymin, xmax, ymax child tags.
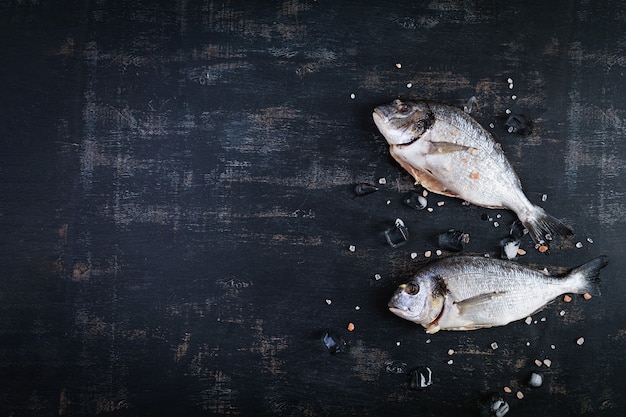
<box><xmin>396</xmin><ymin>100</ymin><xmax>411</xmax><ymax>114</ymax></box>
<box><xmin>404</xmin><ymin>283</ymin><xmax>420</xmax><ymax>295</ymax></box>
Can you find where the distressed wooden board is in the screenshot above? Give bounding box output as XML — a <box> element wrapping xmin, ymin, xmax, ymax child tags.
<box><xmin>1</xmin><ymin>0</ymin><xmax>625</xmax><ymax>416</ymax></box>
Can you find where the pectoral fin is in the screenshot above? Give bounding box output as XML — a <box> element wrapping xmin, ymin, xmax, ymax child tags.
<box><xmin>430</xmin><ymin>141</ymin><xmax>476</xmax><ymax>155</ymax></box>
<box><xmin>454</xmin><ymin>291</ymin><xmax>506</xmax><ymax>316</ymax></box>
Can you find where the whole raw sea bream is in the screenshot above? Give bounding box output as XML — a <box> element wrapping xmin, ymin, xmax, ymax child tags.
<box><xmin>373</xmin><ymin>99</ymin><xmax>572</xmax><ymax>250</ymax></box>
<box><xmin>388</xmin><ymin>255</ymin><xmax>608</xmax><ymax>333</ymax></box>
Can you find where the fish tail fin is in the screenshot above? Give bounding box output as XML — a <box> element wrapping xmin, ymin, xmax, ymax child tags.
<box><xmin>522</xmin><ymin>206</ymin><xmax>573</xmax><ymax>247</ymax></box>
<box><xmin>567</xmin><ymin>255</ymin><xmax>609</xmax><ymax>296</ymax></box>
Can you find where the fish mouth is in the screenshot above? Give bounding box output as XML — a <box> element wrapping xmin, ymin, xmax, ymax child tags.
<box><xmin>388</xmin><ymin>306</ymin><xmax>407</xmax><ymax>316</ymax></box>
<box><xmin>372</xmin><ymin>108</ymin><xmax>388</xmax><ymax>125</ymax></box>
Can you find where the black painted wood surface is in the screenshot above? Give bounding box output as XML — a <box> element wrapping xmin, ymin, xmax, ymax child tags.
<box><xmin>1</xmin><ymin>1</ymin><xmax>625</xmax><ymax>416</ymax></box>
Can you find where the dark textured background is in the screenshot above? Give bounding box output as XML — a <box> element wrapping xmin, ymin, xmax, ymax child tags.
<box><xmin>1</xmin><ymin>1</ymin><xmax>625</xmax><ymax>416</ymax></box>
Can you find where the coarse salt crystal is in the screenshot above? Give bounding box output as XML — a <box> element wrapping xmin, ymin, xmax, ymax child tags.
<box><xmin>543</xmin><ymin>359</ymin><xmax>552</xmax><ymax>367</ymax></box>
<box><xmin>447</xmin><ymin>359</ymin><xmax>453</xmax><ymax>365</ymax></box>
<box><xmin>435</xmin><ymin>250</ymin><xmax>442</xmax><ymax>256</ymax></box>
<box><xmin>447</xmin><ymin>349</ymin><xmax>455</xmax><ymax>355</ymax></box>
<box><xmin>406</xmin><ymin>82</ymin><xmax>413</xmax><ymax>88</ymax></box>
<box><xmin>378</xmin><ymin>177</ymin><xmax>387</xmax><ymax>185</ymax></box>
<box><xmin>437</xmin><ymin>201</ymin><xmax>445</xmax><ymax>206</ymax></box>
<box><xmin>587</xmin><ymin>237</ymin><xmax>594</xmax><ymax>243</ymax></box>
<box><xmin>396</xmin><ymin>341</ymin><xmax>401</xmax><ymax>346</ymax></box>
<box><xmin>563</xmin><ymin>295</ymin><xmax>572</xmax><ymax>302</ymax></box>
<box><xmin>491</xmin><ymin>342</ymin><xmax>499</xmax><ymax>350</ymax></box>
<box><xmin>347</xmin><ymin>322</ymin><xmax>355</xmax><ymax>331</ymax></box>
<box><xmin>541</xmin><ymin>317</ymin><xmax>546</xmax><ymax>322</ymax></box>
<box><xmin>550</xmin><ymin>344</ymin><xmax>556</xmax><ymax>350</ymax></box>
<box><xmin>576</xmin><ymin>241</ymin><xmax>583</xmax><ymax>248</ymax></box>
<box><xmin>325</xmin><ymin>299</ymin><xmax>332</xmax><ymax>305</ymax></box>
<box><xmin>576</xmin><ymin>337</ymin><xmax>585</xmax><ymax>346</ymax></box>
<box><xmin>559</xmin><ymin>310</ymin><xmax>566</xmax><ymax>316</ymax></box>
<box><xmin>526</xmin><ymin>341</ymin><xmax>531</xmax><ymax>346</ymax></box>
<box><xmin>525</xmin><ymin>317</ymin><xmax>532</xmax><ymax>325</ymax></box>
<box><xmin>494</xmin><ymin>221</ymin><xmax>499</xmax><ymax>227</ymax></box>
<box><xmin>489</xmin><ymin>123</ymin><xmax>495</xmax><ymax>128</ymax></box>
<box><xmin>506</xmin><ymin>109</ymin><xmax>512</xmax><ymax>114</ymax></box>
<box><xmin>349</xmin><ymin>245</ymin><xmax>356</xmax><ymax>252</ymax></box>
<box><xmin>516</xmin><ymin>391</ymin><xmax>524</xmax><ymax>400</ymax></box>
<box><xmin>374</xmin><ymin>273</ymin><xmax>382</xmax><ymax>280</ymax></box>
<box><xmin>427</xmin><ymin>207</ymin><xmax>434</xmax><ymax>212</ymax></box>
<box><xmin>386</xmin><ymin>200</ymin><xmax>391</xmax><ymax>205</ymax></box>
<box><xmin>350</xmin><ymin>93</ymin><xmax>356</xmax><ymax>99</ymax></box>
<box><xmin>396</xmin><ymin>63</ymin><xmax>402</xmax><ymax>68</ymax></box>
<box><xmin>425</xmin><ymin>250</ymin><xmax>432</xmax><ymax>257</ymax></box>
<box><xmin>503</xmin><ymin>386</ymin><xmax>512</xmax><ymax>393</ymax></box>
<box><xmin>355</xmin><ymin>305</ymin><xmax>360</xmax><ymax>310</ymax></box>
<box><xmin>410</xmin><ymin>252</ymin><xmax>418</xmax><ymax>259</ymax></box>
<box><xmin>426</xmin><ymin>339</ymin><xmax>431</xmax><ymax>344</ymax></box>
<box><xmin>535</xmin><ymin>359</ymin><xmax>543</xmax><ymax>367</ymax></box>
<box><xmin>583</xmin><ymin>293</ymin><xmax>592</xmax><ymax>300</ymax></box>
<box><xmin>507</xmin><ymin>77</ymin><xmax>513</xmax><ymax>84</ymax></box>
<box><xmin>542</xmin><ymin>194</ymin><xmax>548</xmax><ymax>201</ymax></box>
<box><xmin>512</xmin><ymin>95</ymin><xmax>517</xmax><ymax>100</ymax></box>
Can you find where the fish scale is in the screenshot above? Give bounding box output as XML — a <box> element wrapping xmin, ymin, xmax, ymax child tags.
<box><xmin>387</xmin><ymin>255</ymin><xmax>607</xmax><ymax>333</ymax></box>
<box><xmin>373</xmin><ymin>99</ymin><xmax>573</xmax><ymax>250</ymax></box>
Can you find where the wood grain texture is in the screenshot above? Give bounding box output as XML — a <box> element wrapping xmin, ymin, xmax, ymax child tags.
<box><xmin>1</xmin><ymin>1</ymin><xmax>625</xmax><ymax>416</ymax></box>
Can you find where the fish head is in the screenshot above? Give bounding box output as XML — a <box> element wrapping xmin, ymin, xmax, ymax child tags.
<box><xmin>373</xmin><ymin>99</ymin><xmax>435</xmax><ymax>145</ymax></box>
<box><xmin>388</xmin><ymin>274</ymin><xmax>445</xmax><ymax>326</ymax></box>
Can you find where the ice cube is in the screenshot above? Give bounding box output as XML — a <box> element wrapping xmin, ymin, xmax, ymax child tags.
<box><xmin>384</xmin><ymin>218</ymin><xmax>409</xmax><ymax>247</ymax></box>
<box><xmin>321</xmin><ymin>330</ymin><xmax>347</xmax><ymax>354</ymax></box>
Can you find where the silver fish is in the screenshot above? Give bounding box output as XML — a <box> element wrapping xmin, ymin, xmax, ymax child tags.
<box><xmin>372</xmin><ymin>99</ymin><xmax>572</xmax><ymax>248</ymax></box>
<box><xmin>388</xmin><ymin>255</ymin><xmax>607</xmax><ymax>333</ymax></box>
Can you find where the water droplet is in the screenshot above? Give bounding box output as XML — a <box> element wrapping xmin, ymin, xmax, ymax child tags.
<box><xmin>354</xmin><ymin>182</ymin><xmax>378</xmax><ymax>196</ymax></box>
<box><xmin>385</xmin><ymin>360</ymin><xmax>408</xmax><ymax>374</ymax></box>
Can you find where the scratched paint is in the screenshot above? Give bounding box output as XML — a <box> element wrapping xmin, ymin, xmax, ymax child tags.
<box><xmin>2</xmin><ymin>1</ymin><xmax>626</xmax><ymax>416</ymax></box>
